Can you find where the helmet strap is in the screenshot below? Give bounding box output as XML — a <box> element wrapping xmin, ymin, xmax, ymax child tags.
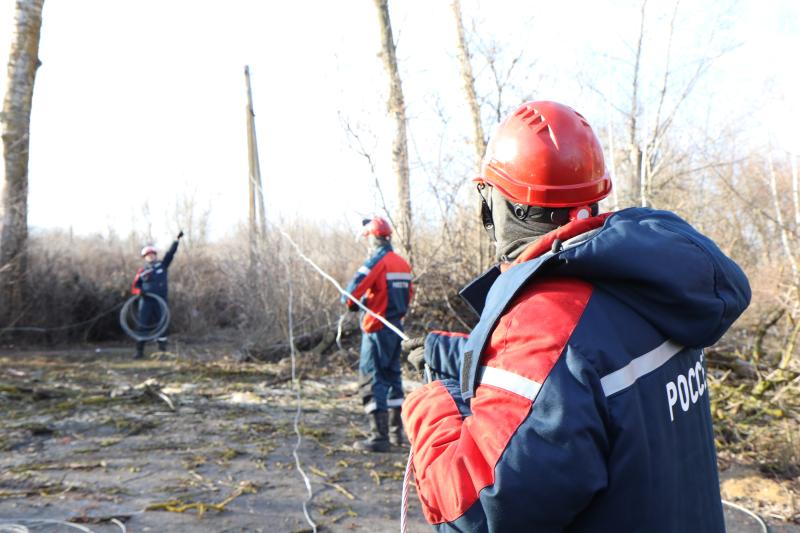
<box><xmin>477</xmin><ymin>183</ymin><xmax>496</xmax><ymax>242</ymax></box>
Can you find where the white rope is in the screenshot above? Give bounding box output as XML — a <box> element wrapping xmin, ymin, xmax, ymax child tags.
<box><xmin>400</xmin><ymin>447</ymin><xmax>413</xmax><ymax>533</ymax></box>
<box><xmin>722</xmin><ymin>499</ymin><xmax>769</xmax><ymax>533</ymax></box>
<box><xmin>0</xmin><ymin>520</ymin><xmax>96</xmax><ymax>533</ymax></box>
<box><xmin>286</xmin><ymin>261</ymin><xmax>318</xmax><ymax>533</ymax></box>
<box><xmin>273</xmin><ymin>226</ymin><xmax>409</xmax><ymax>343</ymax></box>
<box><xmin>336</xmin><ymin>312</ymin><xmax>347</xmax><ymax>351</ymax></box>
<box><xmin>0</xmin><ymin>525</ymin><xmax>29</xmax><ymax>533</ymax></box>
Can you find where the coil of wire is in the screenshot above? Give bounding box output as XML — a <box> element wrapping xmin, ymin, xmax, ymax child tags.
<box><xmin>118</xmin><ymin>293</ymin><xmax>170</xmax><ymax>342</ymax></box>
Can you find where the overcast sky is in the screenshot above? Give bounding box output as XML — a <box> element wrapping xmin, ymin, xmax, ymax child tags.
<box><xmin>1</xmin><ymin>0</ymin><xmax>798</xmax><ymax>246</ymax></box>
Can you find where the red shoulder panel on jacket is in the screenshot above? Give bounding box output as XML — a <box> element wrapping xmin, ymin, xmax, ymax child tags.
<box><xmin>482</xmin><ymin>277</ymin><xmax>593</xmax><ymax>381</ymax></box>
<box><xmin>407</xmin><ymin>277</ymin><xmax>593</xmax><ymax>524</ymax></box>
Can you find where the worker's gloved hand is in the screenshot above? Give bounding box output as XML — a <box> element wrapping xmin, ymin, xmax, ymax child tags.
<box><xmin>401</xmin><ymin>336</ymin><xmax>426</xmax><ymax>372</ymax></box>
<box><xmin>177</xmin><ymin>230</ymin><xmax>184</xmax><ymax>240</ymax></box>
<box><xmin>407</xmin><ymin>346</ymin><xmax>426</xmax><ymax>372</ymax></box>
<box><xmin>401</xmin><ymin>336</ymin><xmax>425</xmax><ymax>353</ymax></box>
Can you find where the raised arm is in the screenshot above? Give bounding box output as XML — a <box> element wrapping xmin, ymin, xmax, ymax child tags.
<box><xmin>163</xmin><ymin>241</ymin><xmax>178</xmax><ymax>268</ymax></box>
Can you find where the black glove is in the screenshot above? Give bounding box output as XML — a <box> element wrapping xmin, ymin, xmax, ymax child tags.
<box><xmin>177</xmin><ymin>230</ymin><xmax>184</xmax><ymax>240</ymax></box>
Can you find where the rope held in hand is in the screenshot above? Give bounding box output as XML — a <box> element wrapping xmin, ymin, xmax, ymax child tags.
<box><xmin>118</xmin><ymin>293</ymin><xmax>170</xmax><ymax>342</ymax></box>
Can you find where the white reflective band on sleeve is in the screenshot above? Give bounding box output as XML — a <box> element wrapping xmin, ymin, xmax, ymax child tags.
<box><xmin>358</xmin><ymin>265</ymin><xmax>371</xmax><ymax>275</ymax></box>
<box><xmin>365</xmin><ymin>399</ymin><xmax>403</xmax><ymax>413</ymax></box>
<box><xmin>478</xmin><ymin>365</ymin><xmax>542</xmax><ymax>401</ymax></box>
<box><xmin>386</xmin><ymin>272</ymin><xmax>413</xmax><ymax>281</ymax></box>
<box><xmin>601</xmin><ymin>339</ymin><xmax>684</xmax><ymax>397</ymax></box>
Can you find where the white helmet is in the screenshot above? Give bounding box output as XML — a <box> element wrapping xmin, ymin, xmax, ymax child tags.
<box><xmin>140</xmin><ymin>245</ymin><xmax>157</xmax><ymax>257</ymax></box>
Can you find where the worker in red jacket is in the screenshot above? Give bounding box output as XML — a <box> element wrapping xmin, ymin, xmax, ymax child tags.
<box><xmin>343</xmin><ymin>217</ymin><xmax>413</xmax><ymax>452</ymax></box>
<box><xmin>402</xmin><ymin>101</ymin><xmax>750</xmax><ymax>531</ymax></box>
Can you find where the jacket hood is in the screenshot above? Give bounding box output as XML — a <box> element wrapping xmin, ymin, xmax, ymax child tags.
<box><xmin>545</xmin><ymin>208</ymin><xmax>750</xmax><ymax>348</ymax></box>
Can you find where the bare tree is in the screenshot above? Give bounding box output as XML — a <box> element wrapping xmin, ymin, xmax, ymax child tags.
<box><xmin>373</xmin><ymin>0</ymin><xmax>412</xmax><ymax>263</ymax></box>
<box><xmin>598</xmin><ymin>0</ymin><xmax>728</xmax><ymax>209</ymax></box>
<box><xmin>1</xmin><ymin>0</ymin><xmax>45</xmax><ymax>323</ymax></box>
<box><xmin>451</xmin><ymin>0</ymin><xmax>490</xmax><ymax>271</ymax></box>
<box><xmin>451</xmin><ymin>0</ymin><xmax>486</xmax><ymax>168</ymax></box>
<box><xmin>625</xmin><ymin>0</ymin><xmax>647</xmax><ymax>206</ymax></box>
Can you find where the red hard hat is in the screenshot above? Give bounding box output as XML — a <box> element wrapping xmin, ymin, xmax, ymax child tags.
<box><xmin>140</xmin><ymin>245</ymin><xmax>157</xmax><ymax>257</ymax></box>
<box><xmin>361</xmin><ymin>217</ymin><xmax>392</xmax><ymax>238</ymax></box>
<box><xmin>477</xmin><ymin>101</ymin><xmax>612</xmax><ymax>207</ymax></box>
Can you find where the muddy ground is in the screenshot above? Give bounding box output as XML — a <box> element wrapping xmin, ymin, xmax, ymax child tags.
<box><xmin>0</xmin><ymin>343</ymin><xmax>797</xmax><ymax>532</ymax></box>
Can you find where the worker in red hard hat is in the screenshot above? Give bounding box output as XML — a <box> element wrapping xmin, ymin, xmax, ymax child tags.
<box><xmin>342</xmin><ymin>216</ymin><xmax>413</xmax><ymax>452</ymax></box>
<box><xmin>401</xmin><ymin>101</ymin><xmax>750</xmax><ymax>531</ymax></box>
<box><xmin>130</xmin><ymin>231</ymin><xmax>183</xmax><ymax>358</ymax></box>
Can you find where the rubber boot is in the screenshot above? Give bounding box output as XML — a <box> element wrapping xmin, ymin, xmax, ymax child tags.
<box><xmin>389</xmin><ymin>408</ymin><xmax>406</xmax><ymax>447</ymax></box>
<box><xmin>157</xmin><ymin>339</ymin><xmax>168</xmax><ymax>352</ymax></box>
<box><xmin>353</xmin><ymin>410</ymin><xmax>390</xmax><ymax>453</ymax></box>
<box><xmin>134</xmin><ymin>341</ymin><xmax>145</xmax><ymax>359</ymax></box>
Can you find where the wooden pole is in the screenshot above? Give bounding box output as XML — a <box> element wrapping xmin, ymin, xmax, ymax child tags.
<box><xmin>245</xmin><ymin>65</ymin><xmax>257</xmax><ymax>267</ymax></box>
<box><xmin>245</xmin><ymin>66</ymin><xmax>267</xmax><ymax>269</ymax></box>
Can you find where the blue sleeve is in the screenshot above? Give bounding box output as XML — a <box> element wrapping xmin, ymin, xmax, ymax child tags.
<box><xmin>342</xmin><ymin>263</ymin><xmax>369</xmax><ymax>305</ymax></box>
<box><xmin>424</xmin><ymin>331</ymin><xmax>469</xmax><ymax>381</ymax></box>
<box><xmin>162</xmin><ymin>240</ymin><xmax>179</xmax><ymax>268</ymax></box>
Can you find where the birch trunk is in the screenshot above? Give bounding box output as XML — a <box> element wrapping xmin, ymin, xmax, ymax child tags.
<box><xmin>373</xmin><ymin>0</ymin><xmax>412</xmax><ymax>263</ymax></box>
<box><xmin>1</xmin><ymin>0</ymin><xmax>45</xmax><ymax>322</ymax></box>
<box><xmin>451</xmin><ymin>0</ymin><xmax>489</xmax><ymax>270</ymax></box>
<box><xmin>768</xmin><ymin>154</ymin><xmax>798</xmax><ymax>285</ymax></box>
<box><xmin>626</xmin><ymin>0</ymin><xmax>647</xmax><ymax>206</ymax></box>
<box><xmin>451</xmin><ymin>0</ymin><xmax>486</xmax><ymax>168</ymax></box>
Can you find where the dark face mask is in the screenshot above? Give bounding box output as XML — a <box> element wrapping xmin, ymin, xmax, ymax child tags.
<box><xmin>477</xmin><ymin>184</ymin><xmax>598</xmax><ymax>261</ymax></box>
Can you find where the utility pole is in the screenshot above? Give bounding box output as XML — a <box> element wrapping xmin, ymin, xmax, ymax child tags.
<box><xmin>244</xmin><ymin>66</ymin><xmax>267</xmax><ymax>269</ymax></box>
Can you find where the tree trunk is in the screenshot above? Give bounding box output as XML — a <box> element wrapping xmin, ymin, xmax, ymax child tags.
<box><xmin>1</xmin><ymin>0</ymin><xmax>45</xmax><ymax>324</ymax></box>
<box><xmin>451</xmin><ymin>0</ymin><xmax>486</xmax><ymax>168</ymax></box>
<box><xmin>373</xmin><ymin>0</ymin><xmax>412</xmax><ymax>263</ymax></box>
<box><xmin>625</xmin><ymin>0</ymin><xmax>647</xmax><ymax>206</ymax></box>
<box><xmin>451</xmin><ymin>0</ymin><xmax>489</xmax><ymax>271</ymax></box>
